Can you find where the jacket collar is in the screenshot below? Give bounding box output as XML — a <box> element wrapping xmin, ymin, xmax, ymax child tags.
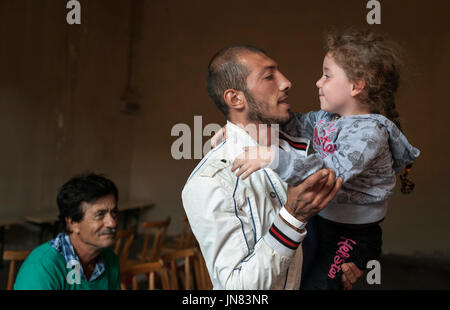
<box><xmin>226</xmin><ymin>120</ymin><xmax>279</xmax><ymax>148</ymax></box>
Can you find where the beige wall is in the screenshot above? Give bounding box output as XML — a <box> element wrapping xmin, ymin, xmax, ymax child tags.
<box><xmin>1</xmin><ymin>0</ymin><xmax>449</xmax><ymax>258</ymax></box>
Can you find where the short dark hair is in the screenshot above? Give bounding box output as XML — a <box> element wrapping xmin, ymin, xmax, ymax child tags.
<box><xmin>57</xmin><ymin>173</ymin><xmax>119</xmax><ymax>233</ymax></box>
<box><xmin>206</xmin><ymin>45</ymin><xmax>267</xmax><ymax>117</ymax></box>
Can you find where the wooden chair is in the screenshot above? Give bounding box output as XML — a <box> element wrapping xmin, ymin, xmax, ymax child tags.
<box><xmin>164</xmin><ymin>215</ymin><xmax>196</xmax><ymax>251</ymax></box>
<box><xmin>114</xmin><ymin>225</ymin><xmax>136</xmax><ymax>267</ymax></box>
<box><xmin>164</xmin><ymin>216</ymin><xmax>212</xmax><ymax>289</ymax></box>
<box><xmin>120</xmin><ymin>259</ymin><xmax>170</xmax><ymax>290</ymax></box>
<box><xmin>3</xmin><ymin>250</ymin><xmax>31</xmax><ymax>290</ymax></box>
<box><xmin>137</xmin><ymin>216</ymin><xmax>171</xmax><ymax>262</ymax></box>
<box><xmin>177</xmin><ymin>215</ymin><xmax>196</xmax><ymax>249</ymax></box>
<box><xmin>196</xmin><ymin>250</ymin><xmax>213</xmax><ymax>290</ymax></box>
<box><xmin>162</xmin><ymin>247</ymin><xmax>197</xmax><ymax>290</ymax></box>
<box><xmin>161</xmin><ymin>247</ymin><xmax>212</xmax><ymax>290</ymax></box>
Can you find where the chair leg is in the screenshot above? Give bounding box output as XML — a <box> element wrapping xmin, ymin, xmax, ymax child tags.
<box><xmin>149</xmin><ymin>272</ymin><xmax>155</xmax><ymax>290</ymax></box>
<box><xmin>170</xmin><ymin>262</ymin><xmax>178</xmax><ymax>289</ymax></box>
<box><xmin>185</xmin><ymin>257</ymin><xmax>191</xmax><ymax>290</ymax></box>
<box><xmin>161</xmin><ymin>268</ymin><xmax>170</xmax><ymax>290</ymax></box>
<box><xmin>0</xmin><ymin>226</ymin><xmax>5</xmax><ymax>268</ymax></box>
<box><xmin>193</xmin><ymin>256</ymin><xmax>202</xmax><ymax>290</ymax></box>
<box><xmin>132</xmin><ymin>276</ymin><xmax>138</xmax><ymax>290</ymax></box>
<box><xmin>7</xmin><ymin>261</ymin><xmax>15</xmax><ymax>290</ymax></box>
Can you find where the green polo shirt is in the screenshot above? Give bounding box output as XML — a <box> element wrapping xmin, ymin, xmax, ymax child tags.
<box><xmin>14</xmin><ymin>242</ymin><xmax>120</xmax><ymax>290</ymax></box>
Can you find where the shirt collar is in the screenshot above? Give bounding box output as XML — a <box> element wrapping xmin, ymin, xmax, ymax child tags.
<box><xmin>226</xmin><ymin>120</ymin><xmax>273</xmax><ymax>148</ymax></box>
<box><xmin>50</xmin><ymin>233</ymin><xmax>105</xmax><ymax>282</ymax></box>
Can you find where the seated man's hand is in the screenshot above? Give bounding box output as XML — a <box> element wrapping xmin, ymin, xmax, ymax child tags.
<box><xmin>285</xmin><ymin>169</ymin><xmax>343</xmax><ymax>223</ymax></box>
<box><xmin>341</xmin><ymin>262</ymin><xmax>364</xmax><ymax>290</ymax></box>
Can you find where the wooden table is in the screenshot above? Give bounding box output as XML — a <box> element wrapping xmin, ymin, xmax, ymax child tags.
<box><xmin>0</xmin><ymin>217</ymin><xmax>24</xmax><ymax>268</ymax></box>
<box><xmin>24</xmin><ymin>212</ymin><xmax>58</xmax><ymax>225</ymax></box>
<box><xmin>118</xmin><ymin>200</ymin><xmax>154</xmax><ymax>229</ymax></box>
<box><xmin>24</xmin><ymin>212</ymin><xmax>59</xmax><ymax>244</ymax></box>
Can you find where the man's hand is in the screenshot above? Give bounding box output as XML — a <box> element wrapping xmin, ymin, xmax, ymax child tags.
<box><xmin>285</xmin><ymin>169</ymin><xmax>342</xmax><ymax>223</ymax></box>
<box><xmin>341</xmin><ymin>262</ymin><xmax>364</xmax><ymax>290</ymax></box>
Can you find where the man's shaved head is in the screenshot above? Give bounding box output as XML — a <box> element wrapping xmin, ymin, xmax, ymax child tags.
<box><xmin>206</xmin><ymin>45</ymin><xmax>267</xmax><ymax>117</ymax></box>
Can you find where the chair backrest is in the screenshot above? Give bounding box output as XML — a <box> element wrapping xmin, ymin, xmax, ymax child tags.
<box><xmin>3</xmin><ymin>250</ymin><xmax>31</xmax><ymax>290</ymax></box>
<box><xmin>140</xmin><ymin>216</ymin><xmax>171</xmax><ymax>262</ymax></box>
<box><xmin>161</xmin><ymin>247</ymin><xmax>212</xmax><ymax>290</ymax></box>
<box><xmin>162</xmin><ymin>247</ymin><xmax>197</xmax><ymax>290</ymax></box>
<box><xmin>120</xmin><ymin>259</ymin><xmax>170</xmax><ymax>290</ymax></box>
<box><xmin>114</xmin><ymin>225</ymin><xmax>137</xmax><ymax>266</ymax></box>
<box><xmin>178</xmin><ymin>216</ymin><xmax>196</xmax><ymax>249</ymax></box>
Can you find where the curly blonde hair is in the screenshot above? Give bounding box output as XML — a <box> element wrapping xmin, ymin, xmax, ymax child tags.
<box><xmin>325</xmin><ymin>28</ymin><xmax>403</xmax><ymax>130</ymax></box>
<box><xmin>325</xmin><ymin>28</ymin><xmax>415</xmax><ymax>194</ymax></box>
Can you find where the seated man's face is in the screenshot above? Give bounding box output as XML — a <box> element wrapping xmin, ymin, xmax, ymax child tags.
<box><xmin>239</xmin><ymin>52</ymin><xmax>292</xmax><ymax>125</ymax></box>
<box><xmin>75</xmin><ymin>194</ymin><xmax>118</xmax><ymax>250</ymax></box>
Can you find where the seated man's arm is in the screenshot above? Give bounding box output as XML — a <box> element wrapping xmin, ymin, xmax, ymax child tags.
<box><xmin>182</xmin><ymin>176</ymin><xmax>306</xmax><ymax>290</ymax></box>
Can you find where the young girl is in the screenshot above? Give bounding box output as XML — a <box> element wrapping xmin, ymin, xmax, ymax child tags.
<box><xmin>231</xmin><ymin>29</ymin><xmax>421</xmax><ymax>289</ymax></box>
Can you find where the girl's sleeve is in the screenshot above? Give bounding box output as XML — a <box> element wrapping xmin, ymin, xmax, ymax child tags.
<box><xmin>267</xmin><ymin>146</ymin><xmax>324</xmax><ymax>185</ymax></box>
<box><xmin>269</xmin><ymin>120</ymin><xmax>388</xmax><ymax>186</ymax></box>
<box><xmin>281</xmin><ymin>110</ymin><xmax>332</xmax><ymax>140</ymax></box>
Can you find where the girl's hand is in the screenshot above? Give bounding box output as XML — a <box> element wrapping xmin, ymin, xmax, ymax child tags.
<box><xmin>231</xmin><ymin>146</ymin><xmax>274</xmax><ymax>180</ymax></box>
<box><xmin>211</xmin><ymin>126</ymin><xmax>227</xmax><ymax>148</ymax></box>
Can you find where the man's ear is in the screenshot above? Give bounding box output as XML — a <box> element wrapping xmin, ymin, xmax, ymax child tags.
<box><xmin>351</xmin><ymin>78</ymin><xmax>366</xmax><ymax>97</ymax></box>
<box><xmin>223</xmin><ymin>89</ymin><xmax>246</xmax><ymax>111</ymax></box>
<box><xmin>66</xmin><ymin>217</ymin><xmax>80</xmax><ymax>235</ymax></box>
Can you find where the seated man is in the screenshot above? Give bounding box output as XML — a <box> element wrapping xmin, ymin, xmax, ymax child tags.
<box><xmin>14</xmin><ymin>173</ymin><xmax>121</xmax><ymax>290</ymax></box>
<box><xmin>182</xmin><ymin>45</ymin><xmax>362</xmax><ymax>290</ymax></box>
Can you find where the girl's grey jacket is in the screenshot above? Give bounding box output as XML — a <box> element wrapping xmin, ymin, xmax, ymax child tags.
<box><xmin>267</xmin><ymin>110</ymin><xmax>421</xmax><ymax>225</ymax></box>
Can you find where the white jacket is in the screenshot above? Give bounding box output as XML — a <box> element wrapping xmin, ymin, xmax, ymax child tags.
<box><xmin>182</xmin><ymin>121</ymin><xmax>310</xmax><ymax>289</ymax></box>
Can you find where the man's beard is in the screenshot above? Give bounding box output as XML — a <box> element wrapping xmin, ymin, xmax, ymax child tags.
<box><xmin>244</xmin><ymin>90</ymin><xmax>290</xmax><ymax>125</ymax></box>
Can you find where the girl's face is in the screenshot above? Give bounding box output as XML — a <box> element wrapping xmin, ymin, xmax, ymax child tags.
<box><xmin>316</xmin><ymin>53</ymin><xmax>354</xmax><ymax>114</ymax></box>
